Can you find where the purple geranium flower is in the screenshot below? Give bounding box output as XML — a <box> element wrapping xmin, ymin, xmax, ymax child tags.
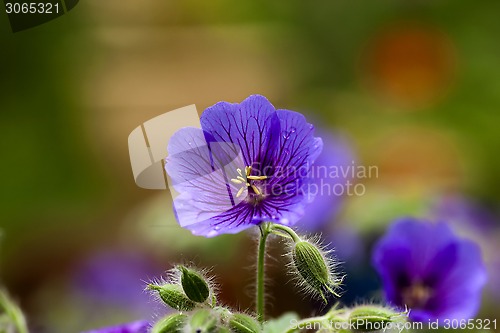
<box><xmin>81</xmin><ymin>320</ymin><xmax>149</xmax><ymax>333</ymax></box>
<box><xmin>165</xmin><ymin>95</ymin><xmax>323</xmax><ymax>237</ymax></box>
<box><xmin>372</xmin><ymin>218</ymin><xmax>487</xmax><ymax>322</ymax></box>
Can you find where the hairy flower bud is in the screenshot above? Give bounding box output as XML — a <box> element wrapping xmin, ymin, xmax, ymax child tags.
<box><xmin>151</xmin><ymin>313</ymin><xmax>187</xmax><ymax>333</ymax></box>
<box><xmin>178</xmin><ymin>265</ymin><xmax>210</xmax><ymax>303</ymax></box>
<box><xmin>189</xmin><ymin>309</ymin><xmax>218</xmax><ymax>333</ymax></box>
<box><xmin>228</xmin><ymin>313</ymin><xmax>261</xmax><ymax>333</ymax></box>
<box><xmin>148</xmin><ymin>283</ymin><xmax>196</xmax><ymax>311</ymax></box>
<box><xmin>291</xmin><ymin>240</ymin><xmax>340</xmax><ymax>302</ymax></box>
<box><xmin>348</xmin><ymin>305</ymin><xmax>406</xmax><ymax>332</ymax></box>
<box><xmin>213</xmin><ymin>306</ymin><xmax>232</xmax><ymax>323</ymax></box>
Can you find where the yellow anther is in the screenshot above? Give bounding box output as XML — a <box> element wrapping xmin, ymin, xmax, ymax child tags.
<box><xmin>232</xmin><ymin>165</ymin><xmax>267</xmax><ymax>199</ymax></box>
<box><xmin>247</xmin><ymin>175</ymin><xmax>268</xmax><ymax>180</ymax></box>
<box><xmin>236</xmin><ymin>187</ymin><xmax>245</xmax><ymax>198</ymax></box>
<box><xmin>251</xmin><ymin>184</ymin><xmax>261</xmax><ymax>195</ymax></box>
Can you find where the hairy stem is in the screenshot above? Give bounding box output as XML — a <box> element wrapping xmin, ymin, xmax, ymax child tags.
<box><xmin>256</xmin><ymin>223</ymin><xmax>301</xmax><ymax>322</ymax></box>
<box><xmin>256</xmin><ymin>223</ymin><xmax>271</xmax><ymax>323</ymax></box>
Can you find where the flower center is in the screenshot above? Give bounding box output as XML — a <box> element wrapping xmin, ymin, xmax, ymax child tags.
<box><xmin>230</xmin><ymin>166</ymin><xmax>268</xmax><ymax>199</ymax></box>
<box><xmin>402</xmin><ymin>282</ymin><xmax>432</xmax><ymax>309</ymax></box>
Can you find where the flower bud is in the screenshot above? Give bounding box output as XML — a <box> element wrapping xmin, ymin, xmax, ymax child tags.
<box><xmin>213</xmin><ymin>306</ymin><xmax>232</xmax><ymax>322</ymax></box>
<box><xmin>228</xmin><ymin>313</ymin><xmax>261</xmax><ymax>333</ymax></box>
<box><xmin>148</xmin><ymin>283</ymin><xmax>196</xmax><ymax>311</ymax></box>
<box><xmin>178</xmin><ymin>265</ymin><xmax>211</xmax><ymax>303</ymax></box>
<box><xmin>189</xmin><ymin>309</ymin><xmax>218</xmax><ymax>333</ymax></box>
<box><xmin>292</xmin><ymin>240</ymin><xmax>339</xmax><ymax>302</ymax></box>
<box><xmin>151</xmin><ymin>313</ymin><xmax>187</xmax><ymax>333</ymax></box>
<box><xmin>348</xmin><ymin>305</ymin><xmax>406</xmax><ymax>332</ymax></box>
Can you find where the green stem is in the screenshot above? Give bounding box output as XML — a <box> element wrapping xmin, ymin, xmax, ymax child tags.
<box><xmin>270</xmin><ymin>224</ymin><xmax>301</xmax><ymax>242</ymax></box>
<box><xmin>256</xmin><ymin>224</ymin><xmax>270</xmax><ymax>323</ymax></box>
<box><xmin>255</xmin><ymin>223</ymin><xmax>301</xmax><ymax>323</ymax></box>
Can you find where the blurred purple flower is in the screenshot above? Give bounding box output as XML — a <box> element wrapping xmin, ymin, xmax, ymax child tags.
<box><xmin>73</xmin><ymin>250</ymin><xmax>161</xmax><ymax>317</ymax></box>
<box><xmin>372</xmin><ymin>218</ymin><xmax>487</xmax><ymax>322</ymax></box>
<box><xmin>430</xmin><ymin>195</ymin><xmax>496</xmax><ymax>235</ymax></box>
<box><xmin>296</xmin><ymin>131</ymin><xmax>355</xmax><ymax>232</ymax></box>
<box><xmin>166</xmin><ymin>95</ymin><xmax>323</xmax><ymax>237</ymax></box>
<box><xmin>81</xmin><ymin>320</ymin><xmax>149</xmax><ymax>333</ymax></box>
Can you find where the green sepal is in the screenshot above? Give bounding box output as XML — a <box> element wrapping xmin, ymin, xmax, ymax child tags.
<box><xmin>179</xmin><ymin>265</ymin><xmax>211</xmax><ymax>303</ymax></box>
<box><xmin>229</xmin><ymin>313</ymin><xmax>261</xmax><ymax>333</ymax></box>
<box><xmin>148</xmin><ymin>283</ymin><xmax>197</xmax><ymax>311</ymax></box>
<box><xmin>151</xmin><ymin>313</ymin><xmax>188</xmax><ymax>333</ymax></box>
<box><xmin>348</xmin><ymin>305</ymin><xmax>406</xmax><ymax>332</ymax></box>
<box><xmin>189</xmin><ymin>309</ymin><xmax>218</xmax><ymax>332</ymax></box>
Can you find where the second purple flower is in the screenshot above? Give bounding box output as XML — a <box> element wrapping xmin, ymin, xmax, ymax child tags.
<box><xmin>372</xmin><ymin>218</ymin><xmax>487</xmax><ymax>322</ymax></box>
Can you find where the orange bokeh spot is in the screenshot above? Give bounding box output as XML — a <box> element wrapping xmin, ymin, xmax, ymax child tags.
<box><xmin>362</xmin><ymin>22</ymin><xmax>456</xmax><ymax>109</ymax></box>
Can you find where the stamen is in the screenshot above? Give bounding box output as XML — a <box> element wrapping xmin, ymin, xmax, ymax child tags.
<box><xmin>247</xmin><ymin>175</ymin><xmax>268</xmax><ymax>180</ymax></box>
<box><xmin>236</xmin><ymin>187</ymin><xmax>245</xmax><ymax>198</ymax></box>
<box><xmin>232</xmin><ymin>165</ymin><xmax>267</xmax><ymax>200</ymax></box>
<box><xmin>251</xmin><ymin>184</ymin><xmax>261</xmax><ymax>195</ymax></box>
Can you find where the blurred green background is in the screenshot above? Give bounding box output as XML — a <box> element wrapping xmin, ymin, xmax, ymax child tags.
<box><xmin>1</xmin><ymin>1</ymin><xmax>499</xmax><ymax>332</ymax></box>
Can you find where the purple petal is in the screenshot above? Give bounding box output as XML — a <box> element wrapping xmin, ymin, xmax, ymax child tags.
<box><xmin>430</xmin><ymin>239</ymin><xmax>487</xmax><ymax>320</ymax></box>
<box><xmin>81</xmin><ymin>320</ymin><xmax>149</xmax><ymax>333</ymax></box>
<box><xmin>273</xmin><ymin>109</ymin><xmax>323</xmax><ymax>172</ymax></box>
<box><xmin>200</xmin><ymin>95</ymin><xmax>281</xmax><ymax>169</ymax></box>
<box><xmin>179</xmin><ymin>202</ymin><xmax>257</xmax><ymax>237</ymax></box>
<box><xmin>254</xmin><ymin>109</ymin><xmax>323</xmax><ymax>226</ymax></box>
<box><xmin>374</xmin><ymin>218</ymin><xmax>456</xmax><ymax>277</ymax></box>
<box><xmin>420</xmin><ymin>242</ymin><xmax>459</xmax><ymax>287</ymax></box>
<box><xmin>166</xmin><ymin>127</ymin><xmax>250</xmax><ymax>232</ymax></box>
<box><xmin>372</xmin><ymin>244</ymin><xmax>413</xmax><ymax>304</ymax></box>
